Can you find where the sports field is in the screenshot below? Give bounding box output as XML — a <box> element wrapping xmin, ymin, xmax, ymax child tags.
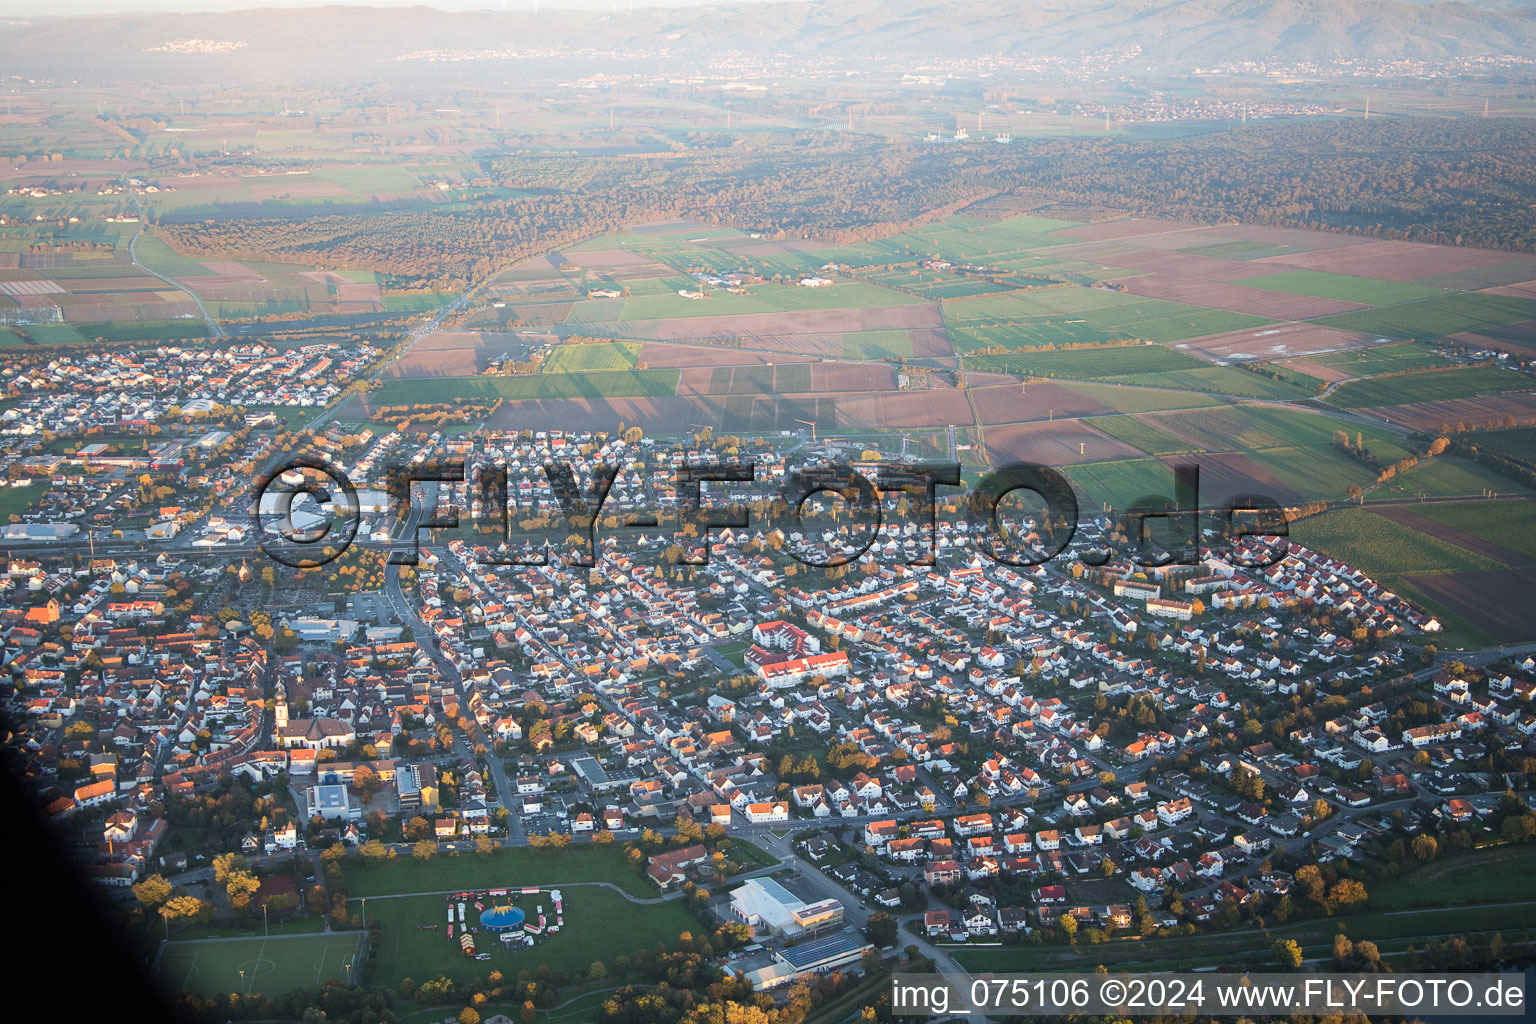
<box><xmin>160</xmin><ymin>931</ymin><xmax>364</xmax><ymax>999</ymax></box>
<box><xmin>359</xmin><ymin>885</ymin><xmax>698</xmax><ymax>986</ymax></box>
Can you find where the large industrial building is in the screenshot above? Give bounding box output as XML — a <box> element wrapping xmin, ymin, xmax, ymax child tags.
<box><xmin>735</xmin><ymin>932</ymin><xmax>875</xmax><ymax>991</ymax></box>
<box><xmin>728</xmin><ymin>877</ymin><xmax>844</xmax><ymax>938</ymax></box>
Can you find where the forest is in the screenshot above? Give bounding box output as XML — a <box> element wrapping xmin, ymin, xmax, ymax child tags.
<box><xmin>157</xmin><ymin>119</ymin><xmax>1536</xmax><ymax>288</ymax></box>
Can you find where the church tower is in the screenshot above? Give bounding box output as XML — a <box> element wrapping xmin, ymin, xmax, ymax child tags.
<box><xmin>274</xmin><ymin>680</ymin><xmax>288</xmax><ymax>732</ymax></box>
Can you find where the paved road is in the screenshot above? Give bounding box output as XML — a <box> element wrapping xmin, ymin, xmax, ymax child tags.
<box><xmin>126</xmin><ymin>211</ymin><xmax>224</xmax><ymax>340</ymax></box>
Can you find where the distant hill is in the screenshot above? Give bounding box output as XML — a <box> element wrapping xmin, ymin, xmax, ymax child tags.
<box><xmin>1</xmin><ymin>0</ymin><xmax>1532</xmax><ymax>83</ymax></box>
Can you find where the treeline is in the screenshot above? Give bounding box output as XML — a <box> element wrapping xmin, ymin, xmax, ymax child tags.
<box><xmin>157</xmin><ymin>119</ymin><xmax>1536</xmax><ymax>291</ymax></box>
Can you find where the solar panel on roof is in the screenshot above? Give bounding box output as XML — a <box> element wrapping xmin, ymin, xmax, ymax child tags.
<box><xmin>778</xmin><ymin>931</ymin><xmax>867</xmax><ymax>969</ymax></box>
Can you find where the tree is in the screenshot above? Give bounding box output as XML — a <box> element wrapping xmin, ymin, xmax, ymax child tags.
<box><xmin>360</xmin><ymin>838</ymin><xmax>394</xmax><ymax>861</ymax></box>
<box><xmin>406</xmin><ymin>816</ymin><xmax>432</xmax><ymax>841</ymax></box>
<box><xmin>865</xmin><ymin>911</ymin><xmax>899</xmax><ymax>948</ymax></box>
<box><xmin>212</xmin><ymin>852</ymin><xmax>248</xmax><ymax>884</ymax></box>
<box><xmin>1272</xmin><ymin>938</ymin><xmax>1303</xmax><ymax>970</ymax></box>
<box><xmin>475</xmin><ymin>835</ymin><xmax>495</xmax><ymax>855</ymax></box>
<box><xmin>520</xmin><ymin>1002</ymin><xmax>537</xmax><ymax>1024</ymax></box>
<box><xmin>1327</xmin><ymin>878</ymin><xmax>1368</xmax><ymax>911</ymax></box>
<box><xmin>132</xmin><ymin>873</ymin><xmax>173</xmax><ymax>909</ymax></box>
<box><xmin>1412</xmin><ymin>834</ymin><xmax>1439</xmax><ymax>862</ymax></box>
<box><xmin>1295</xmin><ymin>864</ymin><xmax>1326</xmax><ymax>906</ymax></box>
<box><xmin>225</xmin><ymin>869</ymin><xmax>262</xmax><ymax>911</ymax></box>
<box><xmin>1060</xmin><ymin>914</ymin><xmax>1078</xmax><ymax>942</ymax></box>
<box><xmin>593</xmin><ymin>828</ymin><xmax>614</xmax><ymax>846</ymax></box>
<box><xmin>588</xmin><ymin>960</ymin><xmax>607</xmax><ymax>983</ymax></box>
<box><xmin>414</xmin><ymin>839</ymin><xmax>439</xmax><ymax>861</ymax></box>
<box><xmin>458</xmin><ymin>1009</ymin><xmax>481</xmax><ymax>1024</ymax></box>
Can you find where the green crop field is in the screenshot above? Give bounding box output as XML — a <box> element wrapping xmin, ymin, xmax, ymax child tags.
<box><xmin>383</xmin><ymin>293</ymin><xmax>460</xmax><ymax>312</ymax></box>
<box><xmin>68</xmin><ymin>320</ymin><xmax>214</xmax><ymax>342</ymax></box>
<box><xmin>359</xmin><ymin>886</ymin><xmax>699</xmax><ymax>986</ymax></box>
<box><xmin>16</xmin><ymin>323</ymin><xmax>92</xmax><ymax>345</ymax></box>
<box><xmin>1065</xmin><ymin>457</ymin><xmax>1192</xmax><ymax>512</ymax></box>
<box><xmin>1313</xmin><ymin>292</ymin><xmax>1536</xmax><ymax>341</ymax></box>
<box><xmin>1294</xmin><ymin>341</ymin><xmax>1451</xmax><ymax>377</ymax></box>
<box><xmin>1325</xmin><ymin>365</ymin><xmax>1533</xmax><ymax>409</ymax></box>
<box><xmin>1288</xmin><ymin>507</ymin><xmax>1499</xmax><ymax>577</ymax></box>
<box><xmin>543</xmin><ymin>340</ymin><xmax>641</xmax><ymax>373</ymax></box>
<box><xmin>965</xmin><ymin>344</ymin><xmax>1206</xmax><ymax>379</ymax></box>
<box><xmin>1235</xmin><ymin>270</ymin><xmax>1450</xmax><ymax>306</ymax></box>
<box><xmin>160</xmin><ymin>931</ymin><xmax>364</xmax><ymax>999</ymax></box>
<box><xmin>1113</xmin><ymin>365</ymin><xmax>1311</xmax><ymax>400</ymax></box>
<box><xmin>1180</xmin><ymin>240</ymin><xmax>1303</xmax><ymax>261</ymax></box>
<box><xmin>840</xmin><ymin>330</ymin><xmax>915</xmax><ymax>359</ymax></box>
<box><xmin>1460</xmin><ymin>426</ymin><xmax>1536</xmax><ymax>464</ymax></box>
<box><xmin>1087</xmin><ymin>414</ymin><xmax>1198</xmax><ymax>455</ymax></box>
<box><xmin>369</xmin><ymin>369</ymin><xmax>679</xmax><ymax>405</ymax></box>
<box><xmin>1405</xmin><ymin>498</ymin><xmax>1536</xmax><ymax>559</ymax></box>
<box><xmin>1380</xmin><ymin>456</ymin><xmax>1529</xmax><ymax>500</ymax></box>
<box><xmin>1059</xmin><ymin>382</ymin><xmax>1225</xmax><ymax>414</ymax></box>
<box><xmin>617</xmin><ymin>280</ymin><xmax>923</xmax><ymax>320</ymax></box>
<box><xmin>130</xmin><ymin>232</ymin><xmax>215</xmax><ymax>277</ymax></box>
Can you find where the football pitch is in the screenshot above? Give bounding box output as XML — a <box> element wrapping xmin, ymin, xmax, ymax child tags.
<box><xmin>159</xmin><ymin>931</ymin><xmax>364</xmax><ymax>999</ymax></box>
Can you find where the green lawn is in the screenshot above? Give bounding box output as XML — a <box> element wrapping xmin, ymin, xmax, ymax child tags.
<box><xmin>0</xmin><ymin>483</ymin><xmax>46</xmax><ymax>520</ymax></box>
<box><xmin>360</xmin><ymin>886</ymin><xmax>698</xmax><ymax>986</ymax></box>
<box><xmin>1326</xmin><ymin>365</ymin><xmax>1533</xmax><ymax>409</ymax></box>
<box><xmin>345</xmin><ymin>845</ymin><xmax>653</xmax><ymax>899</ymax></box>
<box><xmin>1370</xmin><ymin>845</ymin><xmax>1536</xmax><ymax>909</ymax></box>
<box><xmin>160</xmin><ymin>931</ymin><xmax>364</xmax><ymax>999</ymax></box>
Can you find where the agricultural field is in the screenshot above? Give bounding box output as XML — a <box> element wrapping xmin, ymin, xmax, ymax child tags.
<box><xmin>1286</xmin><ymin>341</ymin><xmax>1452</xmax><ymax>378</ymax></box>
<box><xmin>543</xmin><ymin>340</ymin><xmax>642</xmax><ymax>373</ymax></box>
<box><xmin>1288</xmin><ymin>507</ymin><xmax>1501</xmax><ymax>579</ymax></box>
<box><xmin>367</xmin><ymin>368</ymin><xmax>680</xmax><ymax>407</ymax></box>
<box><xmin>1462</xmin><ymin>426</ymin><xmax>1536</xmax><ymax>465</ymax></box>
<box><xmin>159</xmin><ymin>931</ymin><xmax>364</xmax><ymax>1000</ymax></box>
<box><xmin>616</xmin><ymin>280</ymin><xmax>925</xmax><ymax>321</ymax></box>
<box><xmin>965</xmin><ymin>343</ymin><xmax>1206</xmax><ymax>379</ymax></box>
<box><xmin>1234</xmin><ymin>270</ymin><xmax>1450</xmax><ymax>306</ymax></box>
<box><xmin>1325</xmin><ymin>365</ymin><xmax>1533</xmax><ymax>409</ymax></box>
<box><xmin>1286</xmin><ymin>503</ymin><xmax>1536</xmax><ymax>645</ymax></box>
<box><xmin>1313</xmin><ymin>293</ymin><xmax>1536</xmax><ymax>342</ymax></box>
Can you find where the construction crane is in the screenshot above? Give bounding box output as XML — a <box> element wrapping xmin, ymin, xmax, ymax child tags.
<box><xmin>795</xmin><ymin>418</ymin><xmax>817</xmax><ymax>442</ymax></box>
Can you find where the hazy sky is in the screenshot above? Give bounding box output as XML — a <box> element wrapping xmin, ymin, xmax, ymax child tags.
<box><xmin>0</xmin><ymin>0</ymin><xmax>749</xmax><ymax>14</ymax></box>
